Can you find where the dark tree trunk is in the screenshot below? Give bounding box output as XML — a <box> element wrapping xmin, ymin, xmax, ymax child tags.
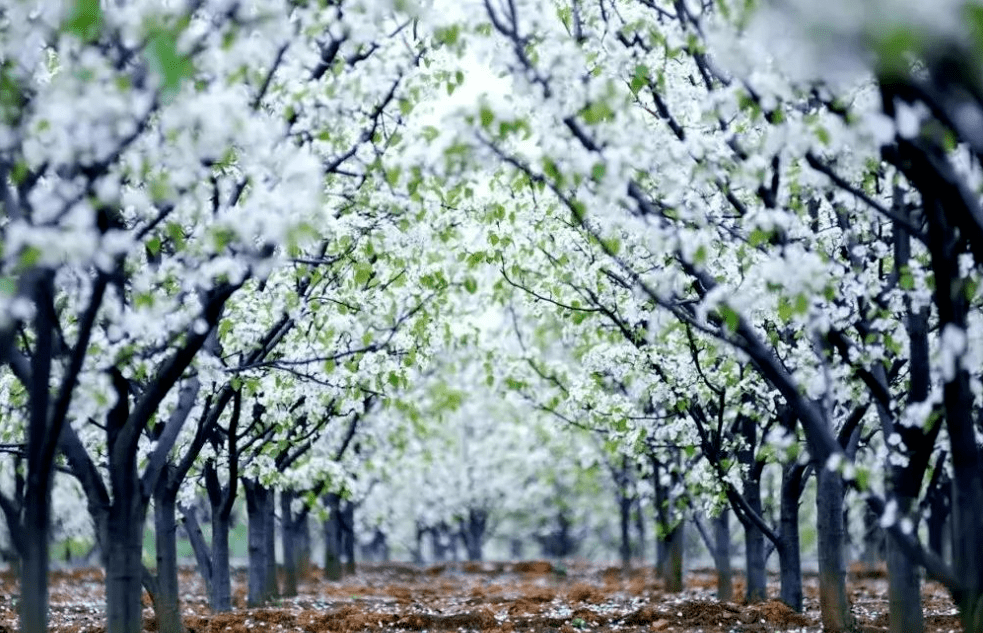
<box><xmin>461</xmin><ymin>509</ymin><xmax>487</xmax><ymax>562</ymax></box>
<box><xmin>244</xmin><ymin>478</ymin><xmax>277</xmax><ymax>607</ymax></box>
<box><xmin>281</xmin><ymin>491</ymin><xmax>309</xmax><ymax>597</ymax></box>
<box><xmin>20</xmin><ymin>479</ymin><xmax>50</xmax><ymax>633</ymax></box>
<box><xmin>736</xmin><ymin>414</ymin><xmax>766</xmax><ymax>603</ymax></box>
<box><xmin>211</xmin><ymin>507</ymin><xmax>233</xmax><ymax>610</ymax></box>
<box><xmin>816</xmin><ymin>466</ymin><xmax>852</xmax><ymax>632</ymax></box>
<box><xmin>105</xmin><ymin>492</ymin><xmax>148</xmax><ymax>633</ymax></box>
<box><xmin>341</xmin><ymin>501</ymin><xmax>356</xmax><ymax>575</ymax></box>
<box><xmin>20</xmin><ymin>272</ymin><xmax>59</xmax><ymax>633</ymax></box>
<box><xmin>713</xmin><ymin>511</ymin><xmax>732</xmax><ymax>601</ymax></box>
<box><xmin>619</xmin><ymin>490</ymin><xmax>632</xmax><ymax>574</ymax></box>
<box><xmin>153</xmin><ymin>483</ymin><xmax>185</xmax><ymax>633</ymax></box>
<box><xmin>662</xmin><ymin>520</ymin><xmax>684</xmax><ymax>592</ymax></box>
<box><xmin>263</xmin><ymin>492</ymin><xmax>278</xmax><ymax>600</ymax></box>
<box><xmin>886</xmin><ymin>514</ymin><xmax>923</xmax><ymax>633</ymax></box>
<box><xmin>860</xmin><ymin>503</ymin><xmax>885</xmax><ymax>565</ymax></box>
<box><xmin>742</xmin><ymin>470</ymin><xmax>767</xmax><ymax>603</ymax></box>
<box><xmin>324</xmin><ymin>494</ymin><xmax>342</xmax><ymax>580</ymax></box>
<box><xmin>778</xmin><ymin>463</ymin><xmax>804</xmax><ymax>612</ymax></box>
<box><xmin>927</xmin><ymin>487</ymin><xmax>948</xmax><ymax>563</ymax></box>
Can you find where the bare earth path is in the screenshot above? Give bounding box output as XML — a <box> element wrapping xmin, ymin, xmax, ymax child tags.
<box><xmin>0</xmin><ymin>561</ymin><xmax>963</xmax><ymax>633</ymax></box>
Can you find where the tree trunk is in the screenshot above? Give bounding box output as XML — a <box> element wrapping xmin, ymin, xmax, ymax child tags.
<box><xmin>106</xmin><ymin>493</ymin><xmax>148</xmax><ymax>633</ymax></box>
<box><xmin>263</xmin><ymin>491</ymin><xmax>278</xmax><ymax>601</ymax></box>
<box><xmin>153</xmin><ymin>485</ymin><xmax>186</xmax><ymax>633</ymax></box>
<box><xmin>714</xmin><ymin>511</ymin><xmax>732</xmax><ymax>602</ymax></box>
<box><xmin>619</xmin><ymin>491</ymin><xmax>632</xmax><ymax>574</ymax></box>
<box><xmin>816</xmin><ymin>466</ymin><xmax>852</xmax><ymax>632</ymax></box>
<box><xmin>461</xmin><ymin>509</ymin><xmax>487</xmax><ymax>562</ymax></box>
<box><xmin>244</xmin><ymin>479</ymin><xmax>276</xmax><ymax>607</ymax></box>
<box><xmin>662</xmin><ymin>520</ymin><xmax>684</xmax><ymax>592</ymax></box>
<box><xmin>778</xmin><ymin>463</ymin><xmax>804</xmax><ymax>612</ymax></box>
<box><xmin>342</xmin><ymin>500</ymin><xmax>356</xmax><ymax>575</ymax></box>
<box><xmin>743</xmin><ymin>475</ymin><xmax>767</xmax><ymax>603</ymax></box>
<box><xmin>324</xmin><ymin>494</ymin><xmax>342</xmax><ymax>580</ymax></box>
<box><xmin>211</xmin><ymin>509</ymin><xmax>233</xmax><ymax>611</ymax></box>
<box><xmin>20</xmin><ymin>479</ymin><xmax>50</xmax><ymax>633</ymax></box>
<box><xmin>886</xmin><ymin>518</ymin><xmax>923</xmax><ymax>633</ymax></box>
<box><xmin>281</xmin><ymin>491</ymin><xmax>308</xmax><ymax>597</ymax></box>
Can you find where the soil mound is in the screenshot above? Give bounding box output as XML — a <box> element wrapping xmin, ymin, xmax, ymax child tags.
<box><xmin>511</xmin><ymin>560</ymin><xmax>553</xmax><ymax>574</ymax></box>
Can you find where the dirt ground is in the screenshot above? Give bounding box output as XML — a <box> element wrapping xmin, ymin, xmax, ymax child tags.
<box><xmin>0</xmin><ymin>561</ymin><xmax>963</xmax><ymax>633</ymax></box>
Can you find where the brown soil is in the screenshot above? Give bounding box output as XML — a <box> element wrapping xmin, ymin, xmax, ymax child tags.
<box><xmin>0</xmin><ymin>562</ymin><xmax>963</xmax><ymax>632</ymax></box>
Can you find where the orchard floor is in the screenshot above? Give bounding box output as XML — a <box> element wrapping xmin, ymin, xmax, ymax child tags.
<box><xmin>0</xmin><ymin>561</ymin><xmax>963</xmax><ymax>633</ymax></box>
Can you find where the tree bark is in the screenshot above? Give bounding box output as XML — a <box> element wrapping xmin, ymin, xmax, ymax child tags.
<box><xmin>778</xmin><ymin>463</ymin><xmax>804</xmax><ymax>612</ymax></box>
<box><xmin>281</xmin><ymin>491</ymin><xmax>304</xmax><ymax>597</ymax></box>
<box><xmin>324</xmin><ymin>494</ymin><xmax>342</xmax><ymax>580</ymax></box>
<box><xmin>20</xmin><ymin>482</ymin><xmax>50</xmax><ymax>633</ymax></box>
<box><xmin>105</xmin><ymin>493</ymin><xmax>147</xmax><ymax>633</ymax></box>
<box><xmin>210</xmin><ymin>511</ymin><xmax>233</xmax><ymax>611</ymax></box>
<box><xmin>662</xmin><ymin>520</ymin><xmax>684</xmax><ymax>593</ymax></box>
<box><xmin>342</xmin><ymin>501</ymin><xmax>356</xmax><ymax>575</ymax></box>
<box><xmin>244</xmin><ymin>478</ymin><xmax>277</xmax><ymax>607</ymax></box>
<box><xmin>816</xmin><ymin>466</ymin><xmax>852</xmax><ymax>632</ymax></box>
<box><xmin>714</xmin><ymin>511</ymin><xmax>732</xmax><ymax>602</ymax></box>
<box><xmin>461</xmin><ymin>508</ymin><xmax>487</xmax><ymax>562</ymax></box>
<box><xmin>619</xmin><ymin>490</ymin><xmax>632</xmax><ymax>574</ymax></box>
<box><xmin>886</xmin><ymin>516</ymin><xmax>923</xmax><ymax>633</ymax></box>
<box><xmin>153</xmin><ymin>484</ymin><xmax>186</xmax><ymax>633</ymax></box>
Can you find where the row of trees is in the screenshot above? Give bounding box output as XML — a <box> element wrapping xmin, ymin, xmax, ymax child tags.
<box><xmin>4</xmin><ymin>0</ymin><xmax>983</xmax><ymax>633</ymax></box>
<box><xmin>425</xmin><ymin>0</ymin><xmax>983</xmax><ymax>631</ymax></box>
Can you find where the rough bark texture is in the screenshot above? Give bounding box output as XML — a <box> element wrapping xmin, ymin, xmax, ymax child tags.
<box><xmin>281</xmin><ymin>491</ymin><xmax>309</xmax><ymax>597</ymax></box>
<box><xmin>779</xmin><ymin>464</ymin><xmax>804</xmax><ymax>612</ymax></box>
<box><xmin>713</xmin><ymin>511</ymin><xmax>732</xmax><ymax>602</ymax></box>
<box><xmin>816</xmin><ymin>467</ymin><xmax>852</xmax><ymax>633</ymax></box>
<box><xmin>742</xmin><ymin>474</ymin><xmax>767</xmax><ymax>603</ymax></box>
<box><xmin>244</xmin><ymin>479</ymin><xmax>277</xmax><ymax>607</ymax></box>
<box><xmin>105</xmin><ymin>493</ymin><xmax>146</xmax><ymax>633</ymax></box>
<box><xmin>153</xmin><ymin>487</ymin><xmax>186</xmax><ymax>633</ymax></box>
<box><xmin>211</xmin><ymin>510</ymin><xmax>233</xmax><ymax>610</ymax></box>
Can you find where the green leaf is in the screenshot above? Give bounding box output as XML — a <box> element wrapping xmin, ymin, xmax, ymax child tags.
<box><xmin>463</xmin><ymin>277</ymin><xmax>478</xmax><ymax>294</ymax></box>
<box><xmin>719</xmin><ymin>305</ymin><xmax>739</xmax><ymax>333</ymax></box>
<box><xmin>19</xmin><ymin>246</ymin><xmax>42</xmax><ymax>269</ymax></box>
<box><xmin>748</xmin><ymin>228</ymin><xmax>769</xmax><ymax>247</ymax></box>
<box><xmin>582</xmin><ymin>101</ymin><xmax>614</xmax><ymax>124</ymax></box>
<box><xmin>629</xmin><ymin>64</ymin><xmax>649</xmax><ymax>94</ymax></box>
<box><xmin>479</xmin><ymin>106</ymin><xmax>495</xmax><ymax>129</ymax></box>
<box><xmin>899</xmin><ymin>268</ymin><xmax>914</xmax><ymax>290</ymax></box>
<box><xmin>354</xmin><ymin>263</ymin><xmax>373</xmax><ymax>285</ymax></box>
<box><xmin>63</xmin><ymin>0</ymin><xmax>102</xmax><ymax>41</ymax></box>
<box><xmin>0</xmin><ymin>277</ymin><xmax>16</xmax><ymax>296</ymax></box>
<box><xmin>777</xmin><ymin>296</ymin><xmax>793</xmax><ymax>323</ymax></box>
<box><xmin>145</xmin><ymin>25</ymin><xmax>195</xmax><ymax>96</ymax></box>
